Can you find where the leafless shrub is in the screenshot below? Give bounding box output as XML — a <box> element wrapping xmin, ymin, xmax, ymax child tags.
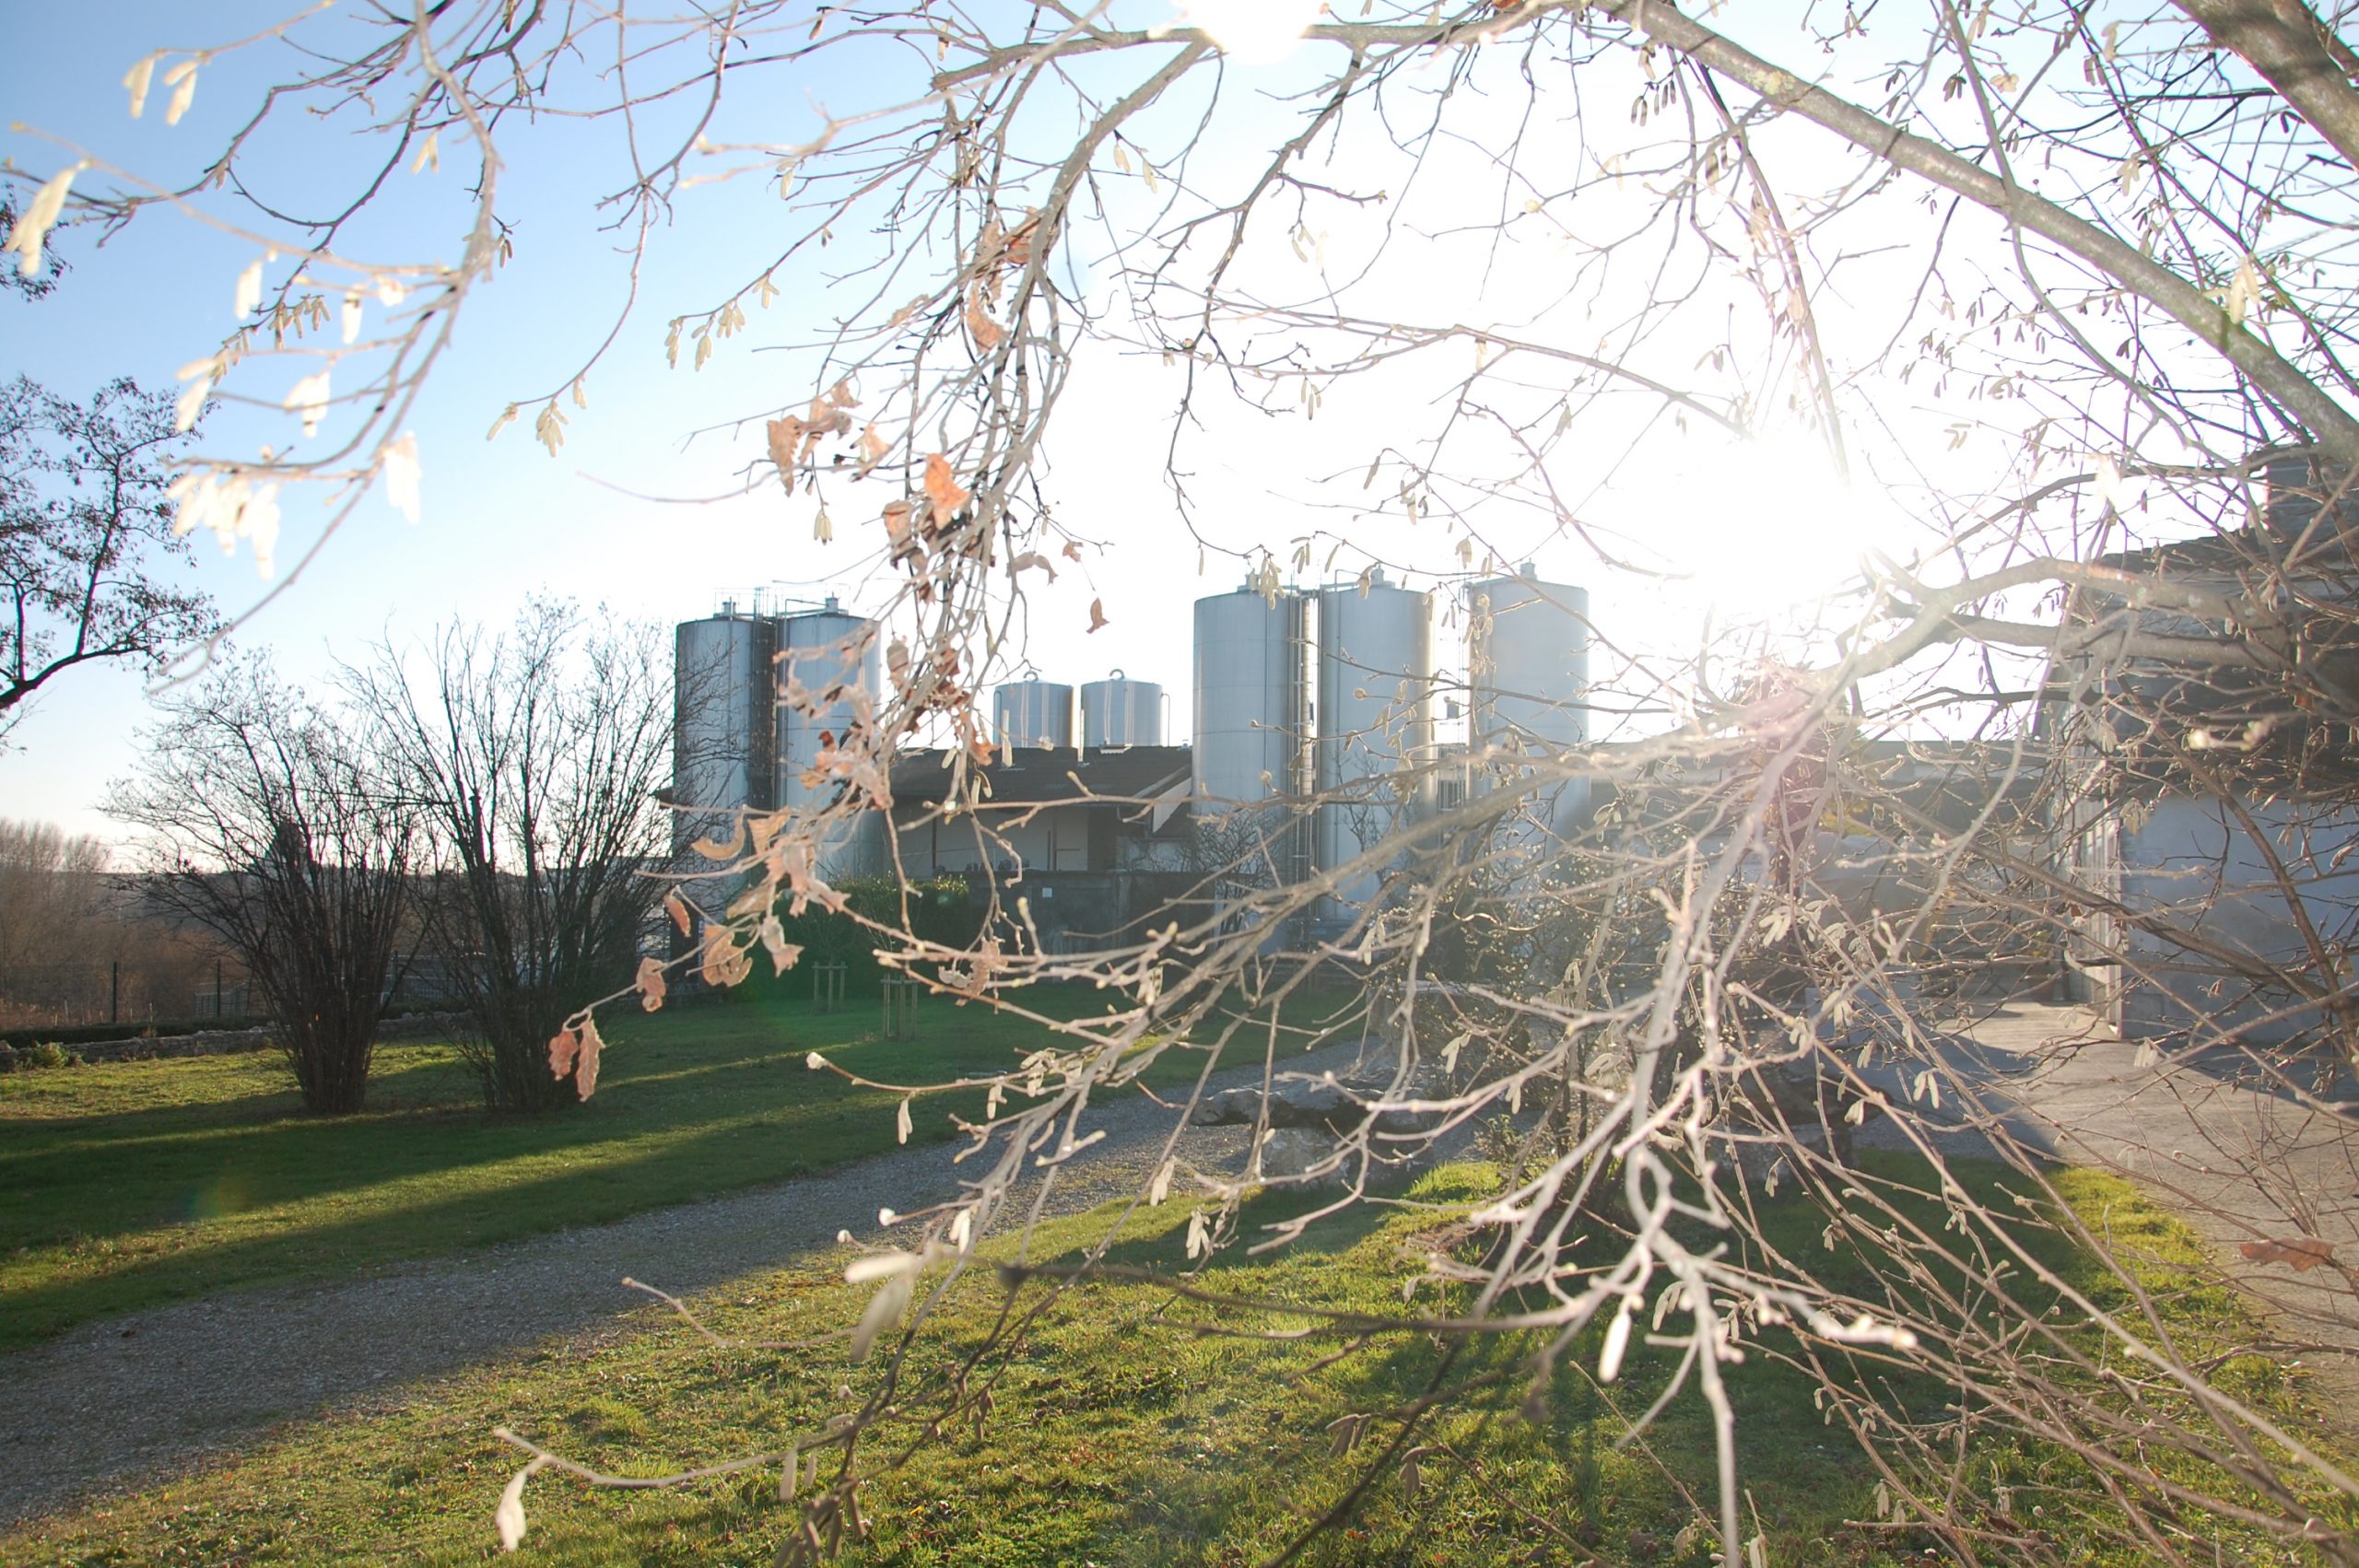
<box><xmin>345</xmin><ymin>601</ymin><xmax>681</xmax><ymax>1112</ymax></box>
<box><xmin>107</xmin><ymin>660</ymin><xmax>420</xmax><ymax>1114</ymax></box>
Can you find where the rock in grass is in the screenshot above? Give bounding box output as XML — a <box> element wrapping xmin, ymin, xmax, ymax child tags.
<box><xmin>1258</xmin><ymin>1127</ymin><xmax>1343</xmax><ymax>1188</ymax></box>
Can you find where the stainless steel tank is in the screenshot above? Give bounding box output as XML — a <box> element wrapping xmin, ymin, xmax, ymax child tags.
<box><xmin>1079</xmin><ymin>670</ymin><xmax>1163</xmax><ymax>747</ymax></box>
<box><xmin>672</xmin><ymin>603</ymin><xmax>775</xmax><ymax>852</ymax></box>
<box><xmin>1192</xmin><ymin>587</ymin><xmax>1309</xmax><ymax>807</ymax></box>
<box><xmin>992</xmin><ymin>679</ymin><xmax>1074</xmax><ymax>750</ymax></box>
<box><xmin>774</xmin><ymin>596</ymin><xmax>881</xmax><ymax>815</ymax></box>
<box><xmin>1315</xmin><ymin>571</ymin><xmax>1434</xmax><ymax>905</ymax></box>
<box><xmin>1465</xmin><ymin>567</ymin><xmax>1590</xmax><ymax>838</ymax></box>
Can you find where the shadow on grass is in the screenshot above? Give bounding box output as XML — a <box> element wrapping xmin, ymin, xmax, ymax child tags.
<box><xmin>0</xmin><ymin>983</ymin><xmax>1368</xmax><ymax>1353</ymax></box>
<box><xmin>0</xmin><ymin>1048</ymin><xmax>790</xmax><ymax>1241</ymax></box>
<box><xmin>4</xmin><ymin>999</ymin><xmax>1013</xmax><ymax>1195</ymax></box>
<box><xmin>9</xmin><ymin>1148</ymin><xmax>2347</xmax><ymax>1565</ymax></box>
<box><xmin>921</xmin><ymin>1152</ymin><xmax>2342</xmax><ymax>1567</ymax></box>
<box><xmin>0</xmin><ymin>1069</ymin><xmax>1005</xmax><ymax>1348</ymax></box>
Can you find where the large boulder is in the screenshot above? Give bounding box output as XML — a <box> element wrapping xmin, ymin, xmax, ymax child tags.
<box><xmin>1257</xmin><ymin>1127</ymin><xmax>1343</xmax><ymax>1187</ymax></box>
<box><xmin>1191</xmin><ymin>1076</ymin><xmax>1353</xmax><ymax>1129</ymax></box>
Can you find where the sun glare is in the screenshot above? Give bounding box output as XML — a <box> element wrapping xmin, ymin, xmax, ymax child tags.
<box><xmin>1179</xmin><ymin>0</ymin><xmax>1327</xmax><ymax>64</ymax></box>
<box><xmin>1641</xmin><ymin>438</ymin><xmax>1893</xmax><ymax>618</ymax></box>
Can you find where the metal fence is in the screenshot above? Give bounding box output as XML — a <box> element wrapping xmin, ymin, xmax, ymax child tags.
<box><xmin>0</xmin><ymin>961</ymin><xmax>252</xmax><ymax>1031</ymax></box>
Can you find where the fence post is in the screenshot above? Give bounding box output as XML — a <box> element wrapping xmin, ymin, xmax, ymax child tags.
<box><xmin>815</xmin><ymin>960</ymin><xmax>847</xmax><ymax>1013</ymax></box>
<box><xmin>881</xmin><ymin>977</ymin><xmax>919</xmax><ymax>1041</ymax></box>
<box><xmin>111</xmin><ymin>961</ymin><xmax>120</xmax><ymax>1026</ymax></box>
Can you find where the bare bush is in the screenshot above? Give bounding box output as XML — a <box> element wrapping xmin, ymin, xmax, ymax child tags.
<box><xmin>108</xmin><ymin>661</ymin><xmax>420</xmax><ymax>1114</ymax></box>
<box><xmin>346</xmin><ymin>601</ymin><xmax>679</xmax><ymax>1112</ymax></box>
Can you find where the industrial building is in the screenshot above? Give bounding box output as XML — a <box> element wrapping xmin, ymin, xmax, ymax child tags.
<box><xmin>672</xmin><ymin>567</ymin><xmax>1594</xmax><ymax>945</ymax></box>
<box><xmin>2045</xmin><ymin>451</ymin><xmax>2359</xmax><ymax>1043</ymax></box>
<box><xmin>672</xmin><ymin>592</ymin><xmax>882</xmax><ymax>866</ymax></box>
<box><xmin>671</xmin><ymin>540</ymin><xmax>2359</xmax><ymax>1039</ymax></box>
<box><xmin>1466</xmin><ymin>570</ymin><xmax>1593</xmax><ymax>837</ymax></box>
<box><xmin>886</xmin><ymin>742</ymin><xmax>1199</xmax><ymax>954</ymax></box>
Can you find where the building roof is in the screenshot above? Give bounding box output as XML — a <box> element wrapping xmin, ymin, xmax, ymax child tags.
<box><xmin>2045</xmin><ymin>452</ymin><xmax>2359</xmax><ymax>794</ymax></box>
<box><xmin>2096</xmin><ymin>451</ymin><xmax>2359</xmax><ymax>579</ymax></box>
<box><xmin>888</xmin><ymin>744</ymin><xmax>1193</xmax><ymax>812</ymax></box>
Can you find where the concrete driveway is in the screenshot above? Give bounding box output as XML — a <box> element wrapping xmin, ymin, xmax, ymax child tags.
<box><xmin>1855</xmin><ymin>998</ymin><xmax>2359</xmax><ymax>1394</ymax></box>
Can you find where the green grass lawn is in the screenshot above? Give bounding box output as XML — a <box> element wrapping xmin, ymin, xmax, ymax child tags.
<box><xmin>4</xmin><ymin>1157</ymin><xmax>2345</xmax><ymax>1566</ymax></box>
<box><xmin>0</xmin><ymin>983</ymin><xmax>1354</xmax><ymax>1352</ymax></box>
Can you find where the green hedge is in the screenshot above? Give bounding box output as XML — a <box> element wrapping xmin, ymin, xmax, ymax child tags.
<box><xmin>727</xmin><ymin>874</ymin><xmax>985</xmax><ymax>1001</ymax></box>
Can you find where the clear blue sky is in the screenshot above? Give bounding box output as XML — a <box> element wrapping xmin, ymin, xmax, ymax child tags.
<box><xmin>0</xmin><ymin>5</ymin><xmax>1107</xmax><ymax>843</ymax></box>
<box><xmin>3</xmin><ymin>5</ymin><xmax>2002</xmax><ymax>848</ymax></box>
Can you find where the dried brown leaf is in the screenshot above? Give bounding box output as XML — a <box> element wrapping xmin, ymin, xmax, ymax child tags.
<box><xmin>883</xmin><ymin>498</ymin><xmax>922</xmax><ymax>569</ymax></box>
<box><xmin>849</xmin><ymin>1271</ymin><xmax>912</xmax><ymax>1363</ymax></box>
<box><xmin>701</xmin><ymin>924</ymin><xmax>753</xmax><ymax>989</ymax></box>
<box><xmin>547</xmin><ymin>1023</ymin><xmax>581</xmax><ymax>1080</ymax></box>
<box><xmin>858</xmin><ymin>423</ymin><xmax>889</xmax><ymax>476</ymax></box>
<box><xmin>690</xmin><ymin>817</ymin><xmax>746</xmax><ymax>862</ymax></box>
<box><xmin>1003</xmin><ymin>211</ymin><xmax>1039</xmax><ymax>269</ymax></box>
<box><xmin>495</xmin><ymin>1458</ymin><xmax>540</xmax><ymax>1552</ymax></box>
<box><xmin>964</xmin><ymin>285</ymin><xmax>1005</xmax><ymax>351</ymax></box>
<box><xmin>574</xmin><ymin>1014</ymin><xmax>604</xmax><ymax>1099</ymax></box>
<box><xmin>2240</xmin><ymin>1236</ymin><xmax>2336</xmax><ymax>1272</ymax></box>
<box><xmin>922</xmin><ymin>453</ymin><xmax>970</xmax><ymax>528</ymax></box>
<box><xmin>758</xmin><ymin>915</ymin><xmax>803</xmax><ymax>977</ymax></box>
<box><xmin>767</xmin><ymin>415</ymin><xmax>805</xmax><ymax>493</ymax></box>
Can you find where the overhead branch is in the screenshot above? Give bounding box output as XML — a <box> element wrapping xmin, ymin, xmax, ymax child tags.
<box><xmin>1591</xmin><ymin>0</ymin><xmax>2359</xmax><ymax>468</ymax></box>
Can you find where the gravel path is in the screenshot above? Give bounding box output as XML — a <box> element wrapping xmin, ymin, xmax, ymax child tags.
<box><xmin>0</xmin><ymin>1038</ymin><xmax>1379</xmax><ymax>1525</ymax></box>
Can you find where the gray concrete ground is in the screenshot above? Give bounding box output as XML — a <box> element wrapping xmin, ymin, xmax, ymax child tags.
<box><xmin>1856</xmin><ymin>998</ymin><xmax>2359</xmax><ymax>1396</ymax></box>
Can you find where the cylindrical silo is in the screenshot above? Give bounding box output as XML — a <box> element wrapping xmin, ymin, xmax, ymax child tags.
<box><xmin>1465</xmin><ymin>567</ymin><xmax>1590</xmax><ymax>838</ymax></box>
<box><xmin>1079</xmin><ymin>670</ymin><xmax>1163</xmax><ymax>748</ymax></box>
<box><xmin>673</xmin><ymin>604</ymin><xmax>776</xmax><ymax>853</ymax></box>
<box><xmin>774</xmin><ymin>596</ymin><xmax>882</xmax><ymax>815</ymax></box>
<box><xmin>993</xmin><ymin>679</ymin><xmax>1074</xmax><ymax>750</ymax></box>
<box><xmin>1315</xmin><ymin>571</ymin><xmax>1434</xmax><ymax>905</ymax></box>
<box><xmin>1192</xmin><ymin>587</ymin><xmax>1309</xmax><ymax>808</ymax></box>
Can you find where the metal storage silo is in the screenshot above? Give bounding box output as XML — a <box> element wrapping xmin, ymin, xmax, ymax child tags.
<box><xmin>993</xmin><ymin>679</ymin><xmax>1074</xmax><ymax>750</ymax></box>
<box><xmin>774</xmin><ymin>596</ymin><xmax>882</xmax><ymax>814</ymax></box>
<box><xmin>1465</xmin><ymin>566</ymin><xmax>1590</xmax><ymax>837</ymax></box>
<box><xmin>1079</xmin><ymin>670</ymin><xmax>1163</xmax><ymax>747</ymax></box>
<box><xmin>1192</xmin><ymin>587</ymin><xmax>1309</xmax><ymax>808</ymax></box>
<box><xmin>673</xmin><ymin>603</ymin><xmax>776</xmax><ymax>853</ymax></box>
<box><xmin>1315</xmin><ymin>571</ymin><xmax>1434</xmax><ymax>906</ymax></box>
